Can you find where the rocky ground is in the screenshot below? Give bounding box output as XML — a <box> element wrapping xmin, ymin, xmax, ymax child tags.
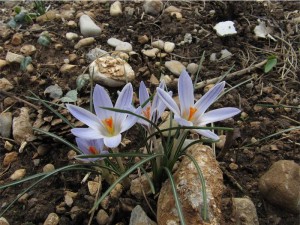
<box><xmin>0</xmin><ymin>1</ymin><xmax>299</xmax><ymax>225</ymax></box>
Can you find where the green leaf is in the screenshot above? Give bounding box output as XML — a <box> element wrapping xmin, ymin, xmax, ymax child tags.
<box><xmin>264</xmin><ymin>56</ymin><xmax>277</xmax><ymax>73</ymax></box>
<box><xmin>14</xmin><ymin>6</ymin><xmax>21</xmax><ymax>14</ymax></box>
<box><xmin>37</xmin><ymin>35</ymin><xmax>51</xmax><ymax>46</ymax></box>
<box><xmin>60</xmin><ymin>90</ymin><xmax>78</xmax><ymax>103</ymax></box>
<box><xmin>76</xmin><ymin>74</ymin><xmax>89</xmax><ymax>91</ymax></box>
<box><xmin>7</xmin><ymin>18</ymin><xmax>17</xmax><ymax>29</ymax></box>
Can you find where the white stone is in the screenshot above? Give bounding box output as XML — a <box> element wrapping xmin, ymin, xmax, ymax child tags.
<box><xmin>129</xmin><ymin>205</ymin><xmax>157</xmax><ymax>225</ymax></box>
<box><xmin>163</xmin><ymin>41</ymin><xmax>175</xmax><ymax>53</ymax></box>
<box><xmin>5</xmin><ymin>52</ymin><xmax>24</xmax><ymax>63</ymax></box>
<box><xmin>143</xmin><ymin>0</ymin><xmax>163</xmax><ymax>15</ymax></box>
<box><xmin>66</xmin><ymin>32</ymin><xmax>79</xmax><ymax>41</ymax></box>
<box><xmin>20</xmin><ymin>44</ymin><xmax>36</xmax><ymax>56</ymax></box>
<box><xmin>110</xmin><ymin>1</ymin><xmax>122</xmax><ymax>16</ymax></box>
<box><xmin>210</xmin><ymin>53</ymin><xmax>217</xmax><ymax>62</ymax></box>
<box><xmin>0</xmin><ymin>78</ymin><xmax>13</xmax><ymax>91</ymax></box>
<box><xmin>213</xmin><ymin>21</ymin><xmax>237</xmax><ymax>36</ymax></box>
<box><xmin>220</xmin><ymin>49</ymin><xmax>233</xmax><ymax>60</ymax></box>
<box><xmin>151</xmin><ymin>40</ymin><xmax>164</xmax><ymax>49</ymax></box>
<box><xmin>165</xmin><ymin>60</ymin><xmax>186</xmax><ymax>76</ymax></box>
<box><xmin>107</xmin><ymin>37</ymin><xmax>123</xmax><ymax>47</ymax></box>
<box><xmin>254</xmin><ymin>20</ymin><xmax>276</xmax><ymax>41</ymax></box>
<box><xmin>89</xmin><ymin>56</ymin><xmax>135</xmax><ymax>87</ymax></box>
<box><xmin>115</xmin><ymin>42</ymin><xmax>132</xmax><ymax>52</ymax></box>
<box><xmin>10</xmin><ymin>169</ymin><xmax>26</xmax><ymax>180</ymax></box>
<box><xmin>79</xmin><ymin>15</ymin><xmax>101</xmax><ymax>37</ymax></box>
<box><xmin>141</xmin><ymin>48</ymin><xmax>159</xmax><ymax>58</ymax></box>
<box><xmin>187</xmin><ymin>63</ymin><xmax>199</xmax><ymax>75</ymax></box>
<box><xmin>164</xmin><ymin>6</ymin><xmax>181</xmax><ymax>13</ymax></box>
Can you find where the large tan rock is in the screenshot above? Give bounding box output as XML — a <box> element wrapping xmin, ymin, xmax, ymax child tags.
<box><xmin>259</xmin><ymin>160</ymin><xmax>300</xmax><ymax>214</ymax></box>
<box><xmin>157</xmin><ymin>144</ymin><xmax>223</xmax><ymax>225</ymax></box>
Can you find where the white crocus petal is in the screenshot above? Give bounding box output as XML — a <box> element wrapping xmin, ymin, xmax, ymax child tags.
<box><xmin>178</xmin><ymin>70</ymin><xmax>194</xmax><ymax>116</ymax></box>
<box><xmin>195</xmin><ymin>129</ymin><xmax>220</xmax><ymax>140</ymax></box>
<box><xmin>194</xmin><ymin>81</ymin><xmax>225</xmax><ymax>116</ymax></box>
<box><xmin>104</xmin><ymin>134</ymin><xmax>122</xmax><ymax>148</ymax></box>
<box><xmin>199</xmin><ymin>107</ymin><xmax>241</xmax><ymax>125</ymax></box>
<box><xmin>93</xmin><ymin>84</ymin><xmax>113</xmax><ymax>120</ymax></box>
<box><xmin>157</xmin><ymin>88</ymin><xmax>180</xmax><ymax>116</ymax></box>
<box><xmin>115</xmin><ymin>83</ymin><xmax>133</xmax><ymax>125</ymax></box>
<box><xmin>76</xmin><ymin>138</ymin><xmax>90</xmax><ymax>154</ymax></box>
<box><xmin>67</xmin><ymin>104</ymin><xmax>101</xmax><ymax>130</ymax></box>
<box><xmin>71</xmin><ymin>127</ymin><xmax>103</xmax><ymax>139</ymax></box>
<box><xmin>94</xmin><ymin>139</ymin><xmax>105</xmax><ymax>152</ymax></box>
<box><xmin>121</xmin><ymin>107</ymin><xmax>142</xmax><ymax>132</ymax></box>
<box><xmin>174</xmin><ymin>114</ymin><xmax>193</xmax><ymax>127</ymax></box>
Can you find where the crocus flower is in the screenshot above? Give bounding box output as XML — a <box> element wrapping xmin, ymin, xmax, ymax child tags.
<box><xmin>138</xmin><ymin>81</ymin><xmax>171</xmax><ymax>127</ymax></box>
<box><xmin>157</xmin><ymin>70</ymin><xmax>241</xmax><ymax>140</ymax></box>
<box><xmin>67</xmin><ymin>83</ymin><xmax>140</xmax><ymax>148</ymax></box>
<box><xmin>75</xmin><ymin>138</ymin><xmax>108</xmax><ymax>162</ymax></box>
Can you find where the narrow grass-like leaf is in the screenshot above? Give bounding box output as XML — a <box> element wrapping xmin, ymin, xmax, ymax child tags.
<box><xmin>244</xmin><ymin>126</ymin><xmax>300</xmax><ymax>147</ymax></box>
<box><xmin>193</xmin><ymin>51</ymin><xmax>205</xmax><ymax>89</ymax></box>
<box><xmin>90</xmin><ymin>153</ymin><xmax>164</xmax><ymax>212</ymax></box>
<box><xmin>33</xmin><ymin>127</ymin><xmax>81</xmax><ymax>153</ymax></box>
<box><xmin>76</xmin><ymin>152</ymin><xmax>153</xmax><ymax>159</ymax></box>
<box><xmin>0</xmin><ymin>164</ymin><xmax>99</xmax><ymax>217</ymax></box>
<box><xmin>184</xmin><ymin>153</ymin><xmax>209</xmax><ymax>222</ymax></box>
<box><xmin>28</xmin><ymin>91</ymin><xmax>74</xmax><ymax>128</ymax></box>
<box><xmin>139</xmin><ymin>166</ymin><xmax>155</xmax><ymax>195</ymax></box>
<box><xmin>162</xmin><ymin>167</ymin><xmax>186</xmax><ymax>225</ymax></box>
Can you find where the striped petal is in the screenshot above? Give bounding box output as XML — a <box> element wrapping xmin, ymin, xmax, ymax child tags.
<box><xmin>157</xmin><ymin>88</ymin><xmax>180</xmax><ymax>116</ymax></box>
<box><xmin>93</xmin><ymin>84</ymin><xmax>113</xmax><ymax>120</ymax></box>
<box><xmin>194</xmin><ymin>129</ymin><xmax>220</xmax><ymax>140</ymax></box>
<box><xmin>104</xmin><ymin>134</ymin><xmax>121</xmax><ymax>148</ymax></box>
<box><xmin>178</xmin><ymin>70</ymin><xmax>194</xmax><ymax>116</ymax></box>
<box><xmin>71</xmin><ymin>127</ymin><xmax>103</xmax><ymax>139</ymax></box>
<box><xmin>199</xmin><ymin>107</ymin><xmax>241</xmax><ymax>125</ymax></box>
<box><xmin>121</xmin><ymin>107</ymin><xmax>142</xmax><ymax>133</ymax></box>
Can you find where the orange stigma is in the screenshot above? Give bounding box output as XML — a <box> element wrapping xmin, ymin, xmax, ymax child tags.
<box><xmin>88</xmin><ymin>146</ymin><xmax>97</xmax><ymax>155</ymax></box>
<box><xmin>188</xmin><ymin>107</ymin><xmax>197</xmax><ymax>121</ymax></box>
<box><xmin>142</xmin><ymin>106</ymin><xmax>151</xmax><ymax>119</ymax></box>
<box><xmin>102</xmin><ymin>116</ymin><xmax>114</xmax><ymax>135</ymax></box>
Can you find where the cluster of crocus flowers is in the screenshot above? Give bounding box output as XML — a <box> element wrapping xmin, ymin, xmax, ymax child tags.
<box><xmin>157</xmin><ymin>70</ymin><xmax>241</xmax><ymax>140</ymax></box>
<box><xmin>67</xmin><ymin>69</ymin><xmax>241</xmax><ymax>161</ymax></box>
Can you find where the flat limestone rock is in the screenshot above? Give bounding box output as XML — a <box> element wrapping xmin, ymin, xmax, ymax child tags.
<box><xmin>79</xmin><ymin>15</ymin><xmax>101</xmax><ymax>37</ymax></box>
<box><xmin>157</xmin><ymin>144</ymin><xmax>223</xmax><ymax>225</ymax></box>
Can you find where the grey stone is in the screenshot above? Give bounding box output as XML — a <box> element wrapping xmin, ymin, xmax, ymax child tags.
<box><xmin>86</xmin><ymin>48</ymin><xmax>108</xmax><ymax>62</ymax></box>
<box><xmin>79</xmin><ymin>15</ymin><xmax>101</xmax><ymax>37</ymax></box>
<box><xmin>0</xmin><ymin>112</ymin><xmax>12</xmax><ymax>138</ymax></box>
<box><xmin>129</xmin><ymin>205</ymin><xmax>156</xmax><ymax>225</ymax></box>
<box><xmin>143</xmin><ymin>0</ymin><xmax>163</xmax><ymax>16</ymax></box>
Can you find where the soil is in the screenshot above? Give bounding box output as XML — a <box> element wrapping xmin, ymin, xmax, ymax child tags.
<box><xmin>0</xmin><ymin>1</ymin><xmax>299</xmax><ymax>225</ymax></box>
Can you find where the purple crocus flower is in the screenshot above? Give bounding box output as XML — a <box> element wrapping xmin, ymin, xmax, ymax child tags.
<box><xmin>157</xmin><ymin>70</ymin><xmax>241</xmax><ymax>140</ymax></box>
<box><xmin>138</xmin><ymin>81</ymin><xmax>171</xmax><ymax>127</ymax></box>
<box><xmin>75</xmin><ymin>138</ymin><xmax>108</xmax><ymax>162</ymax></box>
<box><xmin>67</xmin><ymin>83</ymin><xmax>141</xmax><ymax>148</ymax></box>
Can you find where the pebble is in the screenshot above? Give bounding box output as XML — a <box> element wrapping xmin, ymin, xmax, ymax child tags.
<box><xmin>110</xmin><ymin>1</ymin><xmax>122</xmax><ymax>16</ymax></box>
<box><xmin>86</xmin><ymin>48</ymin><xmax>108</xmax><ymax>62</ymax></box>
<box><xmin>214</xmin><ymin>21</ymin><xmax>237</xmax><ymax>36</ymax></box>
<box><xmin>115</xmin><ymin>41</ymin><xmax>132</xmax><ymax>52</ymax></box>
<box><xmin>229</xmin><ymin>198</ymin><xmax>259</xmax><ymax>225</ymax></box>
<box><xmin>3</xmin><ymin>151</ymin><xmax>18</xmax><ymax>166</ymax></box>
<box><xmin>107</xmin><ymin>37</ymin><xmax>123</xmax><ymax>47</ymax></box>
<box><xmin>110</xmin><ymin>183</ymin><xmax>123</xmax><ymax>200</ymax></box>
<box><xmin>43</xmin><ymin>164</ymin><xmax>55</xmax><ymax>173</ymax></box>
<box><xmin>159</xmin><ymin>116</ymin><xmax>178</xmax><ymax>137</ymax></box>
<box><xmin>5</xmin><ymin>52</ymin><xmax>24</xmax><ymax>63</ymax></box>
<box><xmin>165</xmin><ymin>60</ymin><xmax>186</xmax><ymax>76</ymax></box>
<box><xmin>151</xmin><ymin>40</ymin><xmax>164</xmax><ymax>49</ymax></box>
<box><xmin>20</xmin><ymin>44</ymin><xmax>36</xmax><ymax>56</ymax></box>
<box><xmin>129</xmin><ymin>205</ymin><xmax>157</xmax><ymax>225</ymax></box>
<box><xmin>13</xmin><ymin>107</ymin><xmax>34</xmax><ymax>144</ymax></box>
<box><xmin>67</xmin><ymin>20</ymin><xmax>77</xmax><ymax>28</ymax></box>
<box><xmin>96</xmin><ymin>209</ymin><xmax>109</xmax><ymax>225</ymax></box>
<box><xmin>210</xmin><ymin>53</ymin><xmax>217</xmax><ymax>61</ymax></box>
<box><xmin>0</xmin><ymin>78</ymin><xmax>13</xmax><ymax>91</ymax></box>
<box><xmin>143</xmin><ymin>0</ymin><xmax>163</xmax><ymax>15</ymax></box>
<box><xmin>170</xmin><ymin>12</ymin><xmax>182</xmax><ymax>20</ymax></box>
<box><xmin>11</xmin><ymin>33</ymin><xmax>23</xmax><ymax>46</ymax></box>
<box><xmin>0</xmin><ymin>112</ymin><xmax>12</xmax><ymax>138</ymax></box>
<box><xmin>216</xmin><ymin>134</ymin><xmax>226</xmax><ymax>149</ymax></box>
<box><xmin>64</xmin><ymin>191</ymin><xmax>77</xmax><ymax>207</ymax></box>
<box><xmin>79</xmin><ymin>15</ymin><xmax>101</xmax><ymax>37</ymax></box>
<box><xmin>124</xmin><ymin>7</ymin><xmax>135</xmax><ymax>16</ymax></box>
<box><xmin>4</xmin><ymin>141</ymin><xmax>13</xmax><ymax>151</ymax></box>
<box><xmin>26</xmin><ymin>64</ymin><xmax>34</xmax><ymax>73</ymax></box>
<box><xmin>60</xmin><ymin>9</ymin><xmax>75</xmax><ymax>20</ymax></box>
<box><xmin>0</xmin><ymin>59</ymin><xmax>8</xmax><ymax>69</ymax></box>
<box><xmin>68</xmin><ymin>53</ymin><xmax>77</xmax><ymax>62</ymax></box>
<box><xmin>164</xmin><ymin>6</ymin><xmax>181</xmax><ymax>13</ymax></box>
<box><xmin>60</xmin><ymin>64</ymin><xmax>77</xmax><ymax>74</ymax></box>
<box><xmin>229</xmin><ymin>162</ymin><xmax>239</xmax><ymax>170</ymax></box>
<box><xmin>88</xmin><ymin>181</ymin><xmax>102</xmax><ymax>196</ymax></box>
<box><xmin>186</xmin><ymin>63</ymin><xmax>199</xmax><ymax>75</ymax></box>
<box><xmin>0</xmin><ymin>217</ymin><xmax>9</xmax><ymax>225</ymax></box>
<box><xmin>36</xmin><ymin>10</ymin><xmax>58</xmax><ymax>23</ymax></box>
<box><xmin>163</xmin><ymin>41</ymin><xmax>175</xmax><ymax>53</ymax></box>
<box><xmin>89</xmin><ymin>55</ymin><xmax>135</xmax><ymax>87</ymax></box>
<box><xmin>130</xmin><ymin>173</ymin><xmax>153</xmax><ymax>199</ymax></box>
<box><xmin>259</xmin><ymin>160</ymin><xmax>300</xmax><ymax>214</ymax></box>
<box><xmin>10</xmin><ymin>168</ymin><xmax>26</xmax><ymax>180</ymax></box>
<box><xmin>43</xmin><ymin>213</ymin><xmax>59</xmax><ymax>225</ymax></box>
<box><xmin>66</xmin><ymin>32</ymin><xmax>79</xmax><ymax>41</ymax></box>
<box><xmin>18</xmin><ymin>193</ymin><xmax>29</xmax><ymax>204</ymax></box>
<box><xmin>138</xmin><ymin>35</ymin><xmax>149</xmax><ymax>44</ymax></box>
<box><xmin>74</xmin><ymin>37</ymin><xmax>95</xmax><ymax>49</ymax></box>
<box><xmin>220</xmin><ymin>49</ymin><xmax>233</xmax><ymax>60</ymax></box>
<box><xmin>141</xmin><ymin>48</ymin><xmax>159</xmax><ymax>58</ymax></box>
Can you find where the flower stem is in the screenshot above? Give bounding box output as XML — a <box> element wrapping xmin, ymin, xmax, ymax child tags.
<box><xmin>112</xmin><ymin>148</ymin><xmax>126</xmax><ymax>173</ymax></box>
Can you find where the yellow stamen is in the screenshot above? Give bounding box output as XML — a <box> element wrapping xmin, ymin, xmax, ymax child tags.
<box><xmin>102</xmin><ymin>116</ymin><xmax>114</xmax><ymax>135</ymax></box>
<box><xmin>88</xmin><ymin>146</ymin><xmax>98</xmax><ymax>155</ymax></box>
<box><xmin>188</xmin><ymin>107</ymin><xmax>197</xmax><ymax>121</ymax></box>
<box><xmin>142</xmin><ymin>106</ymin><xmax>151</xmax><ymax>119</ymax></box>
